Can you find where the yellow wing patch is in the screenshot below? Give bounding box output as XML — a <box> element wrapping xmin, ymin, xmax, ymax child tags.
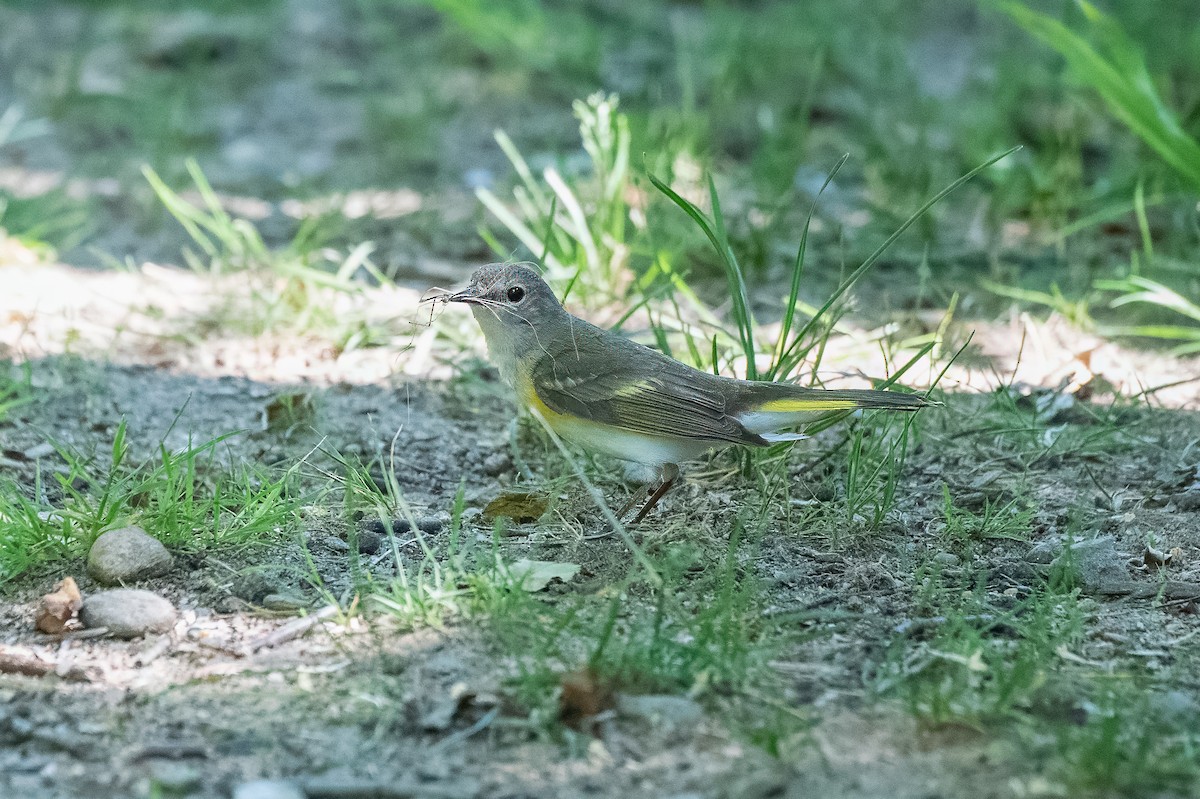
<box><xmin>612</xmin><ymin>380</ymin><xmax>653</xmax><ymax>398</ymax></box>
<box><xmin>756</xmin><ymin>397</ymin><xmax>859</xmax><ymax>413</ymax></box>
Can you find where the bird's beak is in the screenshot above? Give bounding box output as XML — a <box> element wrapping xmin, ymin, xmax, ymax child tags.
<box><xmin>448</xmin><ymin>288</ymin><xmax>482</xmax><ymax>305</ymax></box>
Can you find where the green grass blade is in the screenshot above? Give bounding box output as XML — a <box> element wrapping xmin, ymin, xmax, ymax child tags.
<box><xmin>646</xmin><ymin>170</ymin><xmax>758</xmax><ymax>378</ymax></box>
<box><xmin>776</xmin><ymin>146</ymin><xmax>1020</xmax><ymax>377</ymax></box>
<box><xmin>770</xmin><ymin>153</ymin><xmax>849</xmax><ymax>381</ymax></box>
<box><xmin>995</xmin><ymin>1</ymin><xmax>1200</xmax><ymax>190</ymax></box>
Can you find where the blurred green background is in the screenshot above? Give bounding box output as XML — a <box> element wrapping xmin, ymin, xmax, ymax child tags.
<box><xmin>0</xmin><ymin>0</ymin><xmax>1197</xmax><ymax>346</ymax></box>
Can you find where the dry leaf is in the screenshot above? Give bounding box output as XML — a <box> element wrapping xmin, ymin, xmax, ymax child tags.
<box><xmin>559</xmin><ymin>667</ymin><xmax>613</xmax><ymax>729</ymax></box>
<box><xmin>36</xmin><ymin>576</ymin><xmax>82</xmax><ymax>634</ymax></box>
<box><xmin>482</xmin><ymin>492</ymin><xmax>548</xmax><ymax>524</ymax></box>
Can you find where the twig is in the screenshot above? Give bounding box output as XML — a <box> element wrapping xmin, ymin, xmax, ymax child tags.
<box><xmin>301</xmin><ymin>776</ymin><xmax>478</xmax><ymax>799</ymax></box>
<box><xmin>39</xmin><ymin>627</ymin><xmax>111</xmax><ymax>642</ymax></box>
<box><xmin>129</xmin><ymin>743</ymin><xmax>208</xmax><ymax>762</ymax></box>
<box><xmin>433</xmin><ymin>706</ymin><xmax>500</xmax><ymax>751</ymax></box>
<box><xmin>1097</xmin><ymin>580</ymin><xmax>1200</xmax><ymax>600</ymax></box>
<box><xmin>134</xmin><ymin>635</ymin><xmax>173</xmax><ymax>667</ymax></box>
<box><xmin>243</xmin><ymin>605</ymin><xmax>338</xmax><ymax>655</ymax></box>
<box><xmin>0</xmin><ymin>647</ymin><xmax>89</xmax><ymax>682</ymax></box>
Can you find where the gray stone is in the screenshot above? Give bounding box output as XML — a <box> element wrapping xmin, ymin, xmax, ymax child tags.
<box><xmin>933</xmin><ymin>552</ymin><xmax>960</xmax><ymax>567</ymax></box>
<box><xmin>87</xmin><ymin>526</ymin><xmax>173</xmax><ymax>585</ymax></box>
<box><xmin>232</xmin><ymin>780</ymin><xmax>305</xmax><ymax>799</ymax></box>
<box><xmin>417</xmin><ymin>516</ymin><xmax>443</xmax><ymax>534</ymax></box>
<box><xmin>80</xmin><ymin>590</ymin><xmax>177</xmax><ymax>638</ymax></box>
<box><xmin>148</xmin><ymin>761</ymin><xmax>201</xmax><ymax>793</ymax></box>
<box><xmin>1051</xmin><ymin>535</ymin><xmax>1127</xmax><ymax>590</ymax></box>
<box><xmin>1025</xmin><ymin>537</ymin><xmax>1062</xmax><ymax>564</ymax></box>
<box><xmin>616</xmin><ymin>694</ymin><xmax>704</xmax><ymax>726</ymax></box>
<box><xmin>1153</xmin><ymin>689</ymin><xmax>1200</xmax><ymax>723</ymax></box>
<box><xmin>1175</xmin><ymin>490</ymin><xmax>1200</xmax><ymax>511</ymax></box>
<box><xmin>482</xmin><ymin>452</ymin><xmax>511</xmax><ymax>477</ymax></box>
<box><xmin>356</xmin><ymin>529</ymin><xmax>382</xmax><ymax>555</ymax></box>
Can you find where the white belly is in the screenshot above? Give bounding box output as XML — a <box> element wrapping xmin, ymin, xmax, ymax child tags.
<box><xmin>545</xmin><ymin>412</ymin><xmax>720</xmax><ymax>467</ymax></box>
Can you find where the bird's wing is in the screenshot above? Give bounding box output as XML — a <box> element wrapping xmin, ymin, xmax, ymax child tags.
<box><xmin>530</xmin><ymin>329</ymin><xmax>760</xmax><ymax>445</ymax></box>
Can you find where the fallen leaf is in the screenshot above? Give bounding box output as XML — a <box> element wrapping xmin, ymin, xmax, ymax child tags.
<box><xmin>36</xmin><ymin>577</ymin><xmax>82</xmax><ymax>634</ymax></box>
<box><xmin>559</xmin><ymin>667</ymin><xmax>613</xmax><ymax>729</ymax></box>
<box><xmin>508</xmin><ymin>559</ymin><xmax>579</xmax><ymax>592</ymax></box>
<box><xmin>482</xmin><ymin>492</ymin><xmax>548</xmax><ymax>524</ymax></box>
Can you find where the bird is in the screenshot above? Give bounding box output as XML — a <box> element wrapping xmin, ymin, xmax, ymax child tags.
<box><xmin>448</xmin><ymin>262</ymin><xmax>931</xmax><ymax>523</ymax></box>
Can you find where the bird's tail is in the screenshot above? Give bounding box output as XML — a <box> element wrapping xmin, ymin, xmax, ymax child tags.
<box><xmin>731</xmin><ymin>382</ymin><xmax>932</xmax><ymax>442</ymax></box>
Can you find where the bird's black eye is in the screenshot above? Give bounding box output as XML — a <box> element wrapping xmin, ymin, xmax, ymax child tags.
<box><xmin>506</xmin><ymin>285</ymin><xmax>526</xmax><ymax>303</ymax></box>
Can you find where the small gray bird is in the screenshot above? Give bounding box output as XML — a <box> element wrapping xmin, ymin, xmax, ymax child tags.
<box><xmin>450</xmin><ymin>263</ymin><xmax>930</xmax><ymax>521</ymax></box>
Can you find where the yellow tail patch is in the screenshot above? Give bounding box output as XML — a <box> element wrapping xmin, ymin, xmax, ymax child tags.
<box><xmin>756</xmin><ymin>397</ymin><xmax>860</xmax><ymax>413</ymax></box>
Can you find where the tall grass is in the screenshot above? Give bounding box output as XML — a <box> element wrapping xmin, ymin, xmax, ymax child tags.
<box><xmin>476</xmin><ymin>93</ymin><xmax>632</xmax><ymax>299</ymax></box>
<box><xmin>648</xmin><ymin>146</ymin><xmax>1019</xmax><ymax>382</ymax></box>
<box><xmin>143</xmin><ymin>159</ymin><xmax>394</xmax><ymax>343</ymax></box>
<box><xmin>996</xmin><ymin>0</ymin><xmax>1200</xmax><ymax>192</ymax></box>
<box><xmin>0</xmin><ymin>420</ymin><xmax>299</xmax><ymax>584</ymax></box>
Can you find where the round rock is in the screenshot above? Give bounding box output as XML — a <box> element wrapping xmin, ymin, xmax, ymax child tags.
<box><xmin>80</xmin><ymin>589</ymin><xmax>177</xmax><ymax>638</ymax></box>
<box><xmin>87</xmin><ymin>526</ymin><xmax>173</xmax><ymax>585</ymax></box>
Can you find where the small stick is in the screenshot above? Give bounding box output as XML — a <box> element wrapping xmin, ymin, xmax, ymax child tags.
<box><xmin>301</xmin><ymin>776</ymin><xmax>474</xmax><ymax>799</ymax></box>
<box><xmin>129</xmin><ymin>743</ymin><xmax>208</xmax><ymax>762</ymax></box>
<box><xmin>0</xmin><ymin>648</ymin><xmax>90</xmax><ymax>682</ymax></box>
<box><xmin>39</xmin><ymin>627</ymin><xmax>110</xmax><ymax>642</ymax></box>
<box><xmin>243</xmin><ymin>605</ymin><xmax>338</xmax><ymax>655</ymax></box>
<box><xmin>135</xmin><ymin>635</ymin><xmax>173</xmax><ymax>667</ymax></box>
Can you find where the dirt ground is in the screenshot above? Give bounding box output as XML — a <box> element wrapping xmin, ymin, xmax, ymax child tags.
<box><xmin>2</xmin><ymin>260</ymin><xmax>1200</xmax><ymax>799</ymax></box>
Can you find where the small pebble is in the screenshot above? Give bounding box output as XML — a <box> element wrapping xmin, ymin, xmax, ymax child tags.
<box><xmin>933</xmin><ymin>552</ymin><xmax>960</xmax><ymax>567</ymax></box>
<box><xmin>232</xmin><ymin>780</ymin><xmax>305</xmax><ymax>799</ymax></box>
<box><xmin>365</xmin><ymin>518</ymin><xmax>388</xmax><ymax>537</ymax></box>
<box><xmin>617</xmin><ymin>694</ymin><xmax>704</xmax><ymax>726</ymax></box>
<box><xmin>392</xmin><ymin>518</ymin><xmax>412</xmax><ymax>534</ymax></box>
<box><xmin>323</xmin><ymin>536</ymin><xmax>350</xmax><ymax>553</ymax></box>
<box><xmin>1175</xmin><ymin>491</ymin><xmax>1200</xmax><ymax>511</ymax></box>
<box><xmin>417</xmin><ymin>516</ymin><xmax>443</xmax><ymax>534</ymax></box>
<box><xmin>148</xmin><ymin>761</ymin><xmax>202</xmax><ymax>793</ymax></box>
<box><xmin>482</xmin><ymin>452</ymin><xmax>511</xmax><ymax>477</ymax></box>
<box><xmin>1050</xmin><ymin>536</ymin><xmax>1127</xmax><ymax>590</ymax></box>
<box><xmin>357</xmin><ymin>529</ymin><xmax>382</xmax><ymax>555</ymax></box>
<box><xmin>1025</xmin><ymin>538</ymin><xmax>1061</xmax><ymax>565</ymax></box>
<box><xmin>87</xmin><ymin>526</ymin><xmax>173</xmax><ymax>585</ymax></box>
<box><xmin>23</xmin><ymin>442</ymin><xmax>56</xmax><ymax>460</ymax></box>
<box><xmin>80</xmin><ymin>589</ymin><xmax>176</xmax><ymax>638</ymax></box>
<box><xmin>231</xmin><ymin>572</ymin><xmax>279</xmax><ymax>603</ymax></box>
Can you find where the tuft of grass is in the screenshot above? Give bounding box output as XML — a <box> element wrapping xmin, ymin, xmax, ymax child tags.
<box><xmin>939</xmin><ymin>484</ymin><xmax>1034</xmax><ymax>555</ymax></box>
<box><xmin>873</xmin><ymin>572</ymin><xmax>1084</xmax><ymax>728</ymax></box>
<box><xmin>498</xmin><ymin>516</ymin><xmax>801</xmax><ymax>743</ymax></box>
<box><xmin>476</xmin><ymin>92</ymin><xmax>633</xmax><ymax>300</ymax></box>
<box><xmin>143</xmin><ymin>159</ymin><xmax>394</xmax><ymax>344</ymax></box>
<box><xmin>1052</xmin><ymin>686</ymin><xmax>1200</xmax><ymax>797</ymax></box>
<box><xmin>0</xmin><ymin>105</ymin><xmax>90</xmax><ymax>256</ymax></box>
<box><xmin>0</xmin><ymin>419</ymin><xmax>301</xmax><ymax>585</ymax></box>
<box><xmin>648</xmin><ymin>146</ymin><xmax>1018</xmax><ymax>382</ymax></box>
<box><xmin>1095</xmin><ymin>275</ymin><xmax>1200</xmax><ymax>354</ymax></box>
<box><xmin>0</xmin><ymin>362</ymin><xmax>31</xmax><ymax>422</ymax></box>
<box><xmin>321</xmin><ymin>450</ymin><xmax>539</xmax><ymax>628</ymax></box>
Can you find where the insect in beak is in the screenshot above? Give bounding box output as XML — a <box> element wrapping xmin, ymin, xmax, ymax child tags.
<box><xmin>447</xmin><ymin>289</ymin><xmax>486</xmax><ymax>306</ymax></box>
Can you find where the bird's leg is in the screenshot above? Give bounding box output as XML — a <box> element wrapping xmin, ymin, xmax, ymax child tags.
<box><xmin>629</xmin><ymin>463</ymin><xmax>680</xmax><ymax>525</ymax></box>
<box><xmin>616</xmin><ymin>482</ymin><xmax>650</xmax><ymax>520</ymax></box>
